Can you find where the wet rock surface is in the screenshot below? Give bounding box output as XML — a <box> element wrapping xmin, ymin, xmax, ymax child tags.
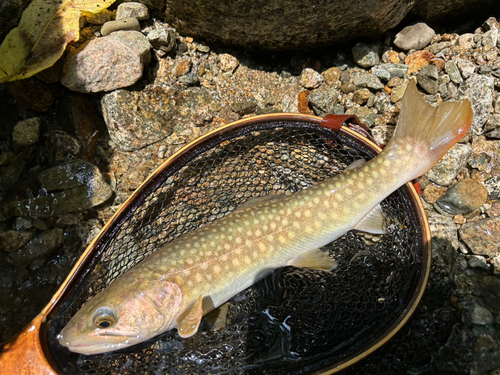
<box><xmin>1</xmin><ymin>9</ymin><xmax>500</xmax><ymax>374</ymax></box>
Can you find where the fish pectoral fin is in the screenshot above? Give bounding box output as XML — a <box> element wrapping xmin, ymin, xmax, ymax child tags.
<box><xmin>203</xmin><ymin>302</ymin><xmax>229</xmax><ymax>331</ymax></box>
<box><xmin>176</xmin><ymin>295</ymin><xmax>203</xmax><ymax>338</ymax></box>
<box><xmin>353</xmin><ymin>204</ymin><xmax>386</xmax><ymax>234</ymax></box>
<box><xmin>288</xmin><ymin>248</ymin><xmax>338</xmax><ymax>271</ymax></box>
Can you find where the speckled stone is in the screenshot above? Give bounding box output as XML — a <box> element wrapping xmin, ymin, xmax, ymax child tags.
<box><xmin>352</xmin><ymin>43</ymin><xmax>380</xmax><ymax>68</ymax></box>
<box><xmin>436</xmin><ymin>179</ymin><xmax>488</xmax><ymax>215</ymax></box>
<box><xmin>484</xmin><ymin>175</ymin><xmax>500</xmax><ymax>199</ymax></box>
<box><xmin>444</xmin><ymin>60</ymin><xmax>463</xmax><ymax>84</ymax></box>
<box><xmin>417</xmin><ymin>64</ymin><xmax>439</xmax><ymax>94</ymax></box>
<box><xmin>62</xmin><ymin>31</ymin><xmax>151</xmax><ymax>93</ymax></box>
<box><xmin>460</xmin><ymin>217</ymin><xmax>500</xmax><ymax>264</ymax></box>
<box><xmin>116</xmin><ymin>2</ymin><xmax>150</xmax><ymax>21</ymax></box>
<box><xmin>427</xmin><ymin>210</ymin><xmax>459</xmax><ymax>269</ymax></box>
<box><xmin>458</xmin><ymin>74</ymin><xmax>494</xmax><ymax>135</ymax></box>
<box><xmin>12</xmin><ymin>117</ymin><xmax>40</xmax><ymax>146</ymax></box>
<box><xmin>101</xmin><ymin>86</ymin><xmax>217</xmax><ymax>151</ymax></box>
<box><xmin>352</xmin><ymin>73</ymin><xmax>384</xmax><ymax>90</ymax></box>
<box><xmin>300</xmin><ymin>68</ymin><xmax>324</xmax><ymax>89</ymax></box>
<box><xmin>422</xmin><ymin>183</ymin><xmax>447</xmax><ymax>204</ymax></box>
<box><xmin>455</xmin><ymin>58</ymin><xmax>476</xmax><ymax>79</ymax></box>
<box><xmin>147</xmin><ymin>27</ymin><xmax>177</xmax><ymax>52</ymax></box>
<box><xmin>405</xmin><ymin>50</ymin><xmax>435</xmax><ymax>74</ymax></box>
<box><xmin>308</xmin><ymin>87</ymin><xmax>339</xmax><ymax>116</ymax></box>
<box><xmin>426</xmin><ymin>143</ymin><xmax>472</xmax><ymax>186</ymax></box>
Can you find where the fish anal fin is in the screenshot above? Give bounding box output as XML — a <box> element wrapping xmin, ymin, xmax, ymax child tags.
<box><xmin>288</xmin><ymin>248</ymin><xmax>337</xmax><ymax>271</ymax></box>
<box><xmin>203</xmin><ymin>302</ymin><xmax>229</xmax><ymax>331</ymax></box>
<box><xmin>353</xmin><ymin>204</ymin><xmax>386</xmax><ymax>234</ymax></box>
<box><xmin>176</xmin><ymin>295</ymin><xmax>203</xmax><ymax>338</ymax></box>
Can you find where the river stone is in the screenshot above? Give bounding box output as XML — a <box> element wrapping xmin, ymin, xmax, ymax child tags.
<box><xmin>7</xmin><ymin>228</ymin><xmax>64</xmax><ymax>266</ymax></box>
<box><xmin>404</xmin><ymin>50</ymin><xmax>435</xmax><ymax>74</ymax></box>
<box><xmin>308</xmin><ymin>87</ymin><xmax>339</xmax><ymax>116</ymax></box>
<box><xmin>101</xmin><ymin>18</ymin><xmax>141</xmax><ymax>36</ymax></box>
<box><xmin>484</xmin><ymin>175</ymin><xmax>500</xmax><ymax>199</ymax></box>
<box><xmin>12</xmin><ymin>117</ymin><xmax>40</xmax><ymax>146</ymax></box>
<box><xmin>352</xmin><ymin>43</ymin><xmax>380</xmax><ymax>68</ymax></box>
<box><xmin>435</xmin><ymin>179</ymin><xmax>488</xmax><ymax>215</ymax></box>
<box><xmin>300</xmin><ymin>68</ymin><xmax>324</xmax><ymax>89</ymax></box>
<box><xmin>147</xmin><ymin>27</ymin><xmax>177</xmax><ymax>52</ymax></box>
<box><xmin>0</xmin><ymin>230</ymin><xmax>33</xmax><ymax>252</ymax></box>
<box><xmin>427</xmin><ymin>210</ymin><xmax>459</xmax><ymax>269</ymax></box>
<box><xmin>444</xmin><ymin>60</ymin><xmax>463</xmax><ymax>84</ymax></box>
<box><xmin>61</xmin><ymin>31</ymin><xmax>151</xmax><ymax>93</ymax></box>
<box><xmin>116</xmin><ymin>2</ymin><xmax>150</xmax><ymax>20</ymax></box>
<box><xmin>101</xmin><ymin>86</ymin><xmax>216</xmax><ymax>151</ymax></box>
<box><xmin>393</xmin><ymin>22</ymin><xmax>435</xmax><ymax>51</ymax></box>
<box><xmin>460</xmin><ymin>217</ymin><xmax>500</xmax><ymax>266</ymax></box>
<box><xmin>352</xmin><ymin>74</ymin><xmax>384</xmax><ymax>90</ymax></box>
<box><xmin>371</xmin><ymin>66</ymin><xmax>391</xmax><ymax>82</ymax></box>
<box><xmin>455</xmin><ymin>58</ymin><xmax>475</xmax><ymax>79</ymax></box>
<box><xmin>458</xmin><ymin>74</ymin><xmax>494</xmax><ymax>135</ymax></box>
<box><xmin>426</xmin><ymin>143</ymin><xmax>472</xmax><ymax>186</ymax></box>
<box><xmin>417</xmin><ymin>64</ymin><xmax>439</xmax><ymax>94</ymax></box>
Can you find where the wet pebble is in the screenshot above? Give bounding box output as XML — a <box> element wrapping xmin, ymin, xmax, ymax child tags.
<box><xmin>417</xmin><ymin>64</ymin><xmax>439</xmax><ymax>94</ymax></box>
<box><xmin>393</xmin><ymin>22</ymin><xmax>435</xmax><ymax>51</ymax></box>
<box><xmin>0</xmin><ymin>231</ymin><xmax>33</xmax><ymax>253</ymax></box>
<box><xmin>470</xmin><ymin>303</ymin><xmax>494</xmax><ymax>325</ymax></box>
<box><xmin>116</xmin><ymin>2</ymin><xmax>149</xmax><ymax>21</ymax></box>
<box><xmin>300</xmin><ymin>68</ymin><xmax>324</xmax><ymax>89</ymax></box>
<box><xmin>352</xmin><ymin>43</ymin><xmax>380</xmax><ymax>68</ymax></box>
<box><xmin>435</xmin><ymin>179</ymin><xmax>488</xmax><ymax>215</ymax></box>
<box><xmin>12</xmin><ymin>117</ymin><xmax>41</xmax><ymax>146</ymax></box>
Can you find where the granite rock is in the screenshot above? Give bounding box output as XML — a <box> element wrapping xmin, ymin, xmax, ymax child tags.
<box><xmin>435</xmin><ymin>179</ymin><xmax>488</xmax><ymax>215</ymax></box>
<box><xmin>426</xmin><ymin>143</ymin><xmax>472</xmax><ymax>186</ymax></box>
<box><xmin>116</xmin><ymin>2</ymin><xmax>150</xmax><ymax>20</ymax></box>
<box><xmin>458</xmin><ymin>74</ymin><xmax>494</xmax><ymax>135</ymax></box>
<box><xmin>417</xmin><ymin>64</ymin><xmax>439</xmax><ymax>94</ymax></box>
<box><xmin>394</xmin><ymin>22</ymin><xmax>435</xmax><ymax>51</ymax></box>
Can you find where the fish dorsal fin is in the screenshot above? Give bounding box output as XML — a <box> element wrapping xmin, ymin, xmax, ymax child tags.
<box><xmin>353</xmin><ymin>204</ymin><xmax>386</xmax><ymax>234</ymax></box>
<box><xmin>345</xmin><ymin>158</ymin><xmax>366</xmax><ymax>171</ymax></box>
<box><xmin>176</xmin><ymin>295</ymin><xmax>203</xmax><ymax>338</ymax></box>
<box><xmin>288</xmin><ymin>248</ymin><xmax>338</xmax><ymax>271</ymax></box>
<box><xmin>234</xmin><ymin>194</ymin><xmax>284</xmax><ymax>212</ymax></box>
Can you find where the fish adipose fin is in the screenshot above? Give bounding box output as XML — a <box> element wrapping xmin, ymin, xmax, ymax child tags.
<box><xmin>177</xmin><ymin>295</ymin><xmax>203</xmax><ymax>338</ymax></box>
<box><xmin>353</xmin><ymin>204</ymin><xmax>386</xmax><ymax>234</ymax></box>
<box><xmin>288</xmin><ymin>248</ymin><xmax>338</xmax><ymax>271</ymax></box>
<box><xmin>385</xmin><ymin>79</ymin><xmax>473</xmax><ymax>179</ymax></box>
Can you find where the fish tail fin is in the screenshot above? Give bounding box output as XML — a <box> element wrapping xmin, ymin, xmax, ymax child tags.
<box><xmin>385</xmin><ymin>79</ymin><xmax>473</xmax><ymax>179</ymax></box>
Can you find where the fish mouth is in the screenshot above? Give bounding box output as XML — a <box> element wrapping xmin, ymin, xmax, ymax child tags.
<box><xmin>58</xmin><ymin>331</ymin><xmax>141</xmax><ymax>355</ymax></box>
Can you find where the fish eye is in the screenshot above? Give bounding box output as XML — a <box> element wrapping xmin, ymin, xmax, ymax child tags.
<box><xmin>92</xmin><ymin>307</ymin><xmax>117</xmax><ymax>329</ymax></box>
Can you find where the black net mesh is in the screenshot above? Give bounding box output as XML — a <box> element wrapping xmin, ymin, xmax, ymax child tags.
<box><xmin>46</xmin><ymin>119</ymin><xmax>426</xmax><ymax>374</ymax></box>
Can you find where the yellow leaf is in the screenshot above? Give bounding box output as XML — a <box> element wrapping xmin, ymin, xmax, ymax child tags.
<box><xmin>0</xmin><ymin>0</ymin><xmax>116</xmax><ymax>83</ymax></box>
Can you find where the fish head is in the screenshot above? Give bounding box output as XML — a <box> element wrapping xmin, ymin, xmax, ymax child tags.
<box><xmin>58</xmin><ymin>276</ymin><xmax>184</xmax><ymax>355</ymax></box>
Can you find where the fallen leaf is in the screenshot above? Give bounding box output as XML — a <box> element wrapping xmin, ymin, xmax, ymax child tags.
<box><xmin>0</xmin><ymin>0</ymin><xmax>116</xmax><ymax>83</ymax></box>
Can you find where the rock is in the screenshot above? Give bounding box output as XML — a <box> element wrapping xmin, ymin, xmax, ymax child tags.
<box><xmin>61</xmin><ymin>31</ymin><xmax>151</xmax><ymax>93</ymax></box>
<box><xmin>393</xmin><ymin>22</ymin><xmax>435</xmax><ymax>51</ymax></box>
<box><xmin>352</xmin><ymin>73</ymin><xmax>384</xmax><ymax>90</ymax></box>
<box><xmin>482</xmin><ymin>29</ymin><xmax>498</xmax><ymax>51</ymax></box>
<box><xmin>484</xmin><ymin>175</ymin><xmax>500</xmax><ymax>199</ymax></box>
<box><xmin>404</xmin><ymin>50</ymin><xmax>435</xmax><ymax>74</ymax></box>
<box><xmin>231</xmin><ymin>99</ymin><xmax>257</xmax><ymax>115</ymax></box>
<box><xmin>101</xmin><ymin>18</ymin><xmax>141</xmax><ymax>36</ymax></box>
<box><xmin>341</xmin><ymin>82</ymin><xmax>356</xmax><ymax>94</ymax></box>
<box><xmin>164</xmin><ymin>0</ymin><xmax>412</xmax><ymax>50</ymax></box>
<box><xmin>468</xmin><ymin>255</ymin><xmax>490</xmax><ymax>270</ymax></box>
<box><xmin>460</xmin><ymin>217</ymin><xmax>500</xmax><ymax>264</ymax></box>
<box><xmin>390</xmin><ymin>81</ymin><xmax>408</xmax><ymax>103</ymax></box>
<box><xmin>426</xmin><ymin>143</ymin><xmax>472</xmax><ymax>186</ymax></box>
<box><xmin>382</xmin><ymin>63</ymin><xmax>409</xmax><ymax>78</ymax></box>
<box><xmin>147</xmin><ymin>27</ymin><xmax>177</xmax><ymax>52</ymax></box>
<box><xmin>470</xmin><ymin>303</ymin><xmax>494</xmax><ymax>325</ymax></box>
<box><xmin>308</xmin><ymin>87</ymin><xmax>339</xmax><ymax>116</ymax></box>
<box><xmin>116</xmin><ymin>2</ymin><xmax>150</xmax><ymax>20</ymax></box>
<box><xmin>101</xmin><ymin>86</ymin><xmax>216</xmax><ymax>151</ymax></box>
<box><xmin>458</xmin><ymin>74</ymin><xmax>494</xmax><ymax>135</ymax></box>
<box><xmin>444</xmin><ymin>60</ymin><xmax>463</xmax><ymax>84</ymax></box>
<box><xmin>8</xmin><ymin>229</ymin><xmax>63</xmax><ymax>265</ymax></box>
<box><xmin>12</xmin><ymin>117</ymin><xmax>40</xmax><ymax>146</ymax></box>
<box><xmin>417</xmin><ymin>64</ymin><xmax>439</xmax><ymax>94</ymax></box>
<box><xmin>219</xmin><ymin>53</ymin><xmax>239</xmax><ymax>73</ymax></box>
<box><xmin>345</xmin><ymin>106</ymin><xmax>378</xmax><ymax>127</ymax></box>
<box><xmin>371</xmin><ymin>66</ymin><xmax>391</xmax><ymax>82</ymax></box>
<box><xmin>0</xmin><ymin>231</ymin><xmax>33</xmax><ymax>252</ymax></box>
<box><xmin>352</xmin><ymin>43</ymin><xmax>380</xmax><ymax>68</ymax></box>
<box><xmin>41</xmin><ymin>131</ymin><xmax>81</xmax><ymax>165</ymax></box>
<box><xmin>455</xmin><ymin>58</ymin><xmax>475</xmax><ymax>79</ymax></box>
<box><xmin>458</xmin><ymin>33</ymin><xmax>475</xmax><ymax>52</ymax></box>
<box><xmin>4</xmin><ymin>77</ymin><xmax>54</xmax><ymax>113</ymax></box>
<box><xmin>422</xmin><ymin>183</ymin><xmax>447</xmax><ymax>204</ymax></box>
<box><xmin>427</xmin><ymin>211</ymin><xmax>459</xmax><ymax>269</ymax></box>
<box><xmin>177</xmin><ymin>73</ymin><xmax>200</xmax><ymax>86</ymax></box>
<box><xmin>353</xmin><ymin>89</ymin><xmax>371</xmax><ymax>105</ymax></box>
<box><xmin>300</xmin><ymin>68</ymin><xmax>324</xmax><ymax>89</ymax></box>
<box><xmin>435</xmin><ymin>179</ymin><xmax>488</xmax><ymax>215</ymax></box>
<box><xmin>322</xmin><ymin>67</ymin><xmax>341</xmax><ymax>84</ymax></box>
<box><xmin>0</xmin><ymin>155</ymin><xmax>25</xmax><ymax>193</ymax></box>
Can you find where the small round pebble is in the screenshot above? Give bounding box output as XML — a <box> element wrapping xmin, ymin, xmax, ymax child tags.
<box><xmin>436</xmin><ymin>179</ymin><xmax>488</xmax><ymax>215</ymax></box>
<box><xmin>12</xmin><ymin>117</ymin><xmax>41</xmax><ymax>146</ymax></box>
<box><xmin>101</xmin><ymin>18</ymin><xmax>141</xmax><ymax>36</ymax></box>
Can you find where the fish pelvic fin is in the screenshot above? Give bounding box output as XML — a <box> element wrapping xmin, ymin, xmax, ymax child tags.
<box><xmin>288</xmin><ymin>248</ymin><xmax>338</xmax><ymax>271</ymax></box>
<box><xmin>353</xmin><ymin>204</ymin><xmax>386</xmax><ymax>234</ymax></box>
<box><xmin>176</xmin><ymin>295</ymin><xmax>203</xmax><ymax>338</ymax></box>
<box><xmin>385</xmin><ymin>79</ymin><xmax>473</xmax><ymax>179</ymax></box>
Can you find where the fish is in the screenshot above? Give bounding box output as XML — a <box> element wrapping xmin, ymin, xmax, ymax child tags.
<box><xmin>58</xmin><ymin>80</ymin><xmax>473</xmax><ymax>355</ymax></box>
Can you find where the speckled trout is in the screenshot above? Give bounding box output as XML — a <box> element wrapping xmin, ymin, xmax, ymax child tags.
<box><xmin>58</xmin><ymin>80</ymin><xmax>473</xmax><ymax>355</ymax></box>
